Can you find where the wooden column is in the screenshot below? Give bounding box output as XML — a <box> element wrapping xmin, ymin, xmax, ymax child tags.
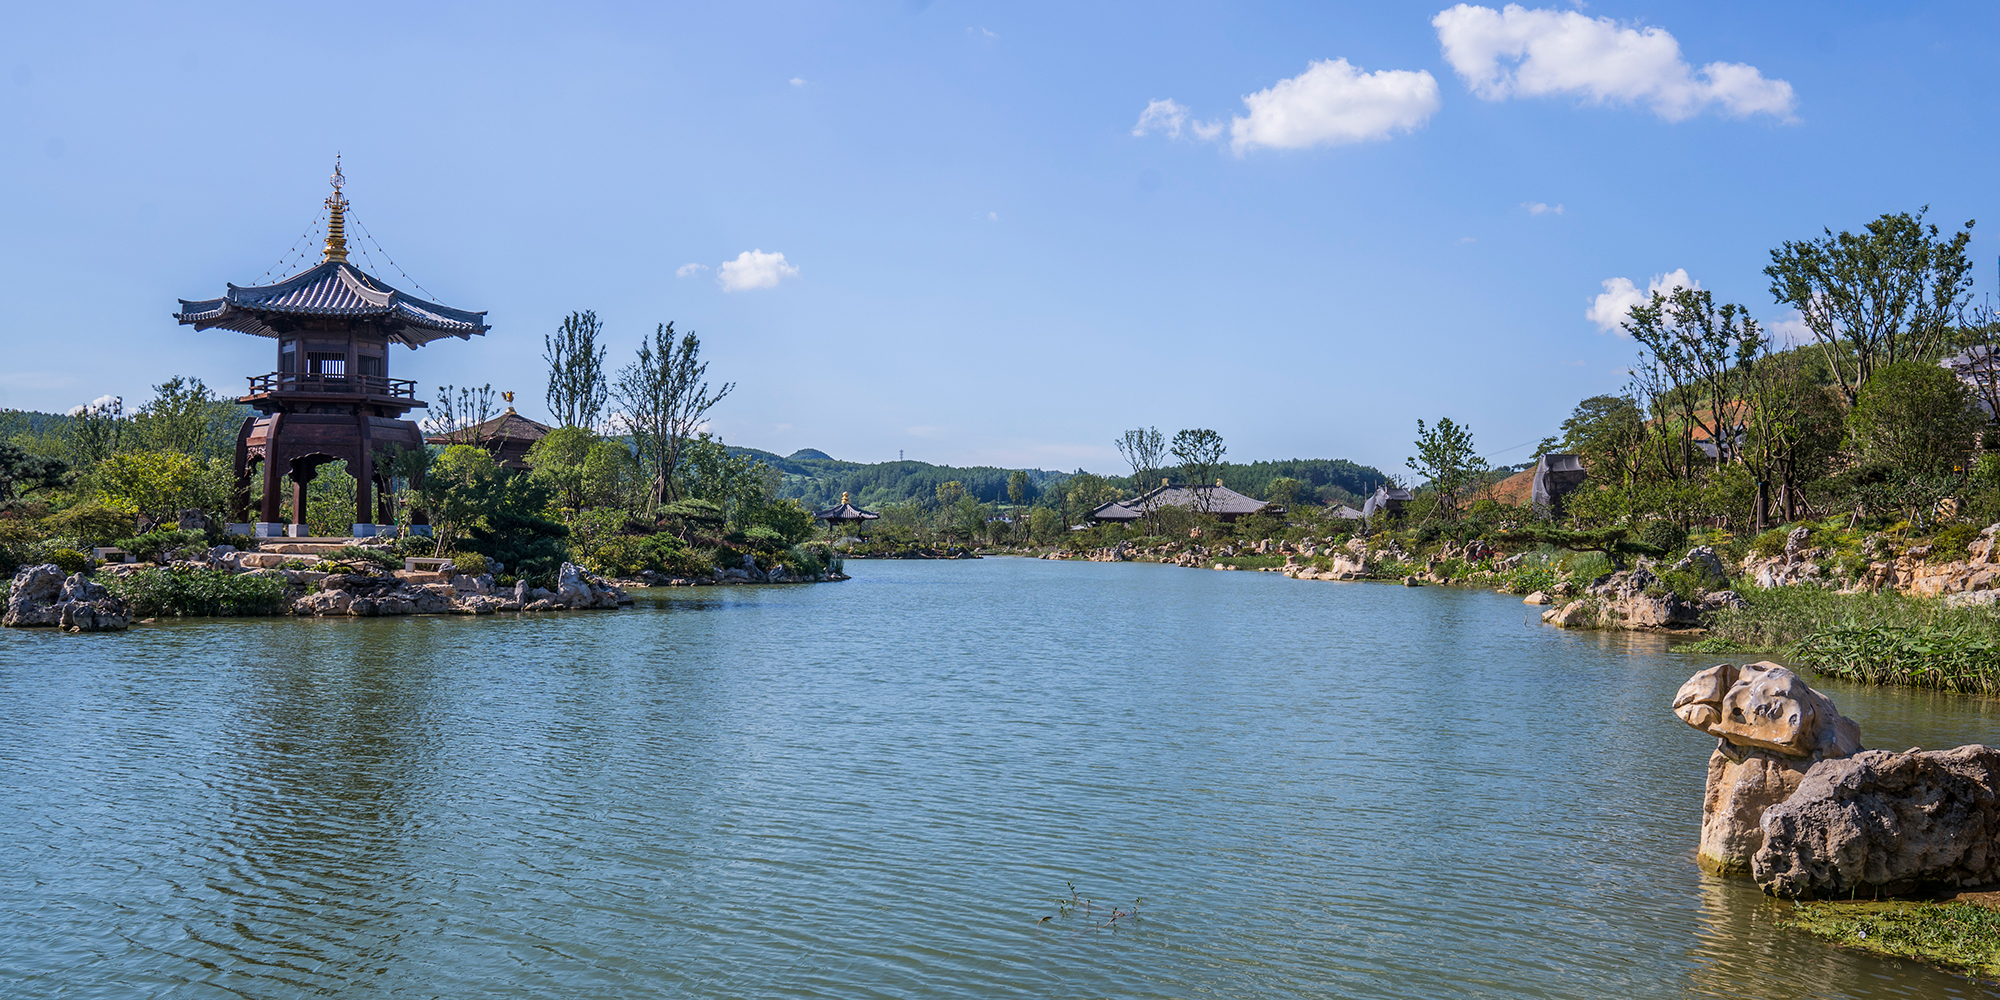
<box><xmin>353</xmin><ymin>410</ymin><xmax>375</xmax><ymax>531</ymax></box>
<box><xmin>258</xmin><ymin>414</ymin><xmax>285</xmax><ymax>524</ymax></box>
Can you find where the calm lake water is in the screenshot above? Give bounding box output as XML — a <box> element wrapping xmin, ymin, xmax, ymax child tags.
<box><xmin>4</xmin><ymin>558</ymin><xmax>2000</xmax><ymax>998</ymax></box>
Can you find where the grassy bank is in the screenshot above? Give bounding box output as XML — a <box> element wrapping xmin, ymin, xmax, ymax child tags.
<box><xmin>1688</xmin><ymin>587</ymin><xmax>2000</xmax><ymax>695</ymax></box>
<box><xmin>1780</xmin><ymin>899</ymin><xmax>2000</xmax><ymax>982</ymax></box>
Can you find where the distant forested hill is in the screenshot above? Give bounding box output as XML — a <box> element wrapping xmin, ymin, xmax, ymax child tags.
<box><xmin>727</xmin><ymin>446</ymin><xmax>1389</xmax><ymax>509</ymax></box>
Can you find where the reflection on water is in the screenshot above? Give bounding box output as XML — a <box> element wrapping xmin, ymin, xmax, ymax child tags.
<box><xmin>1</xmin><ymin>558</ymin><xmax>1994</xmax><ymax>998</ymax></box>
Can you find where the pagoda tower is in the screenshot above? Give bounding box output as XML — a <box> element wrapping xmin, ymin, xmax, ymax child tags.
<box><xmin>175</xmin><ymin>162</ymin><xmax>489</xmax><ymax>537</ymax></box>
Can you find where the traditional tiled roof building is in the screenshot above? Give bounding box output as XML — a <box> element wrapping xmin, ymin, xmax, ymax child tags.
<box><xmin>1090</xmin><ymin>480</ymin><xmax>1281</xmax><ymax>524</ymax></box>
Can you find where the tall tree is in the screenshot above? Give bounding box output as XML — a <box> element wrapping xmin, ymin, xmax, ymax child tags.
<box><xmin>1407</xmin><ymin>417</ymin><xmax>1487</xmax><ymax>521</ymax></box>
<box><xmin>544</xmin><ymin>310</ymin><xmax>609</xmax><ymax>429</ymax></box>
<box><xmin>614</xmin><ymin>323</ymin><xmax>734</xmax><ymax>508</ymax></box>
<box><xmin>1116</xmin><ymin>427</ymin><xmax>1165</xmax><ymax>489</ymax></box>
<box><xmin>1558</xmin><ymin>395</ymin><xmax>1644</xmax><ymax>487</ymax></box>
<box><xmin>1170</xmin><ymin>428</ymin><xmax>1227</xmax><ymax>514</ymax></box>
<box><xmin>132</xmin><ymin>377</ymin><xmax>239</xmax><ymax>459</ymax></box>
<box><xmin>1625</xmin><ymin>287</ymin><xmax>1758</xmax><ymax>470</ymax></box>
<box><xmin>1766</xmin><ymin>207</ymin><xmax>1976</xmax><ymax>408</ymax></box>
<box><xmin>65</xmin><ymin>395</ymin><xmax>124</xmax><ymax>466</ymax></box>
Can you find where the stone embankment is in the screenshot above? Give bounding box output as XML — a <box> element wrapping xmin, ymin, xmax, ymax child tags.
<box><xmin>290</xmin><ymin>561</ymin><xmax>631</xmax><ymax>617</ymax></box>
<box><xmin>1672</xmin><ymin>661</ymin><xmax>2000</xmax><ymax>898</ymax></box>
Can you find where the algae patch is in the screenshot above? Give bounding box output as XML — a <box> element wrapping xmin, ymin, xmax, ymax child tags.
<box><xmin>1779</xmin><ymin>899</ymin><xmax>2000</xmax><ymax>982</ymax></box>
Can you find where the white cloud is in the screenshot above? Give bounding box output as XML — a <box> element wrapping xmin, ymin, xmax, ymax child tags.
<box><xmin>716</xmin><ymin>250</ymin><xmax>799</xmax><ymax>292</ymax></box>
<box><xmin>1587</xmin><ymin>268</ymin><xmax>1697</xmax><ymax>332</ymax></box>
<box><xmin>1229</xmin><ymin>58</ymin><xmax>1441</xmax><ymax>153</ymax></box>
<box><xmin>988</xmin><ymin>211</ymin><xmax>998</xmax><ymax>221</ymax></box>
<box><xmin>1763</xmin><ymin>309</ymin><xmax>1815</xmax><ymax>347</ymax></box>
<box><xmin>1132</xmin><ymin>98</ymin><xmax>1190</xmax><ymax>138</ymax></box>
<box><xmin>675</xmin><ymin>263</ymin><xmax>707</xmax><ymax>278</ymax></box>
<box><xmin>1190</xmin><ymin>119</ymin><xmax>1224</xmax><ymax>140</ymax></box>
<box><xmin>1458</xmin><ymin>236</ymin><xmax>1477</xmax><ymax>244</ymax></box>
<box><xmin>1523</xmin><ymin>201</ymin><xmax>1564</xmax><ymax>215</ymax></box>
<box><xmin>789</xmin><ymin>77</ymin><xmax>806</xmax><ymax>87</ymax></box>
<box><xmin>1432</xmin><ymin>4</ymin><xmax>1797</xmax><ymax>121</ymax></box>
<box><xmin>968</xmin><ymin>26</ymin><xmax>998</xmax><ymax>39</ymax></box>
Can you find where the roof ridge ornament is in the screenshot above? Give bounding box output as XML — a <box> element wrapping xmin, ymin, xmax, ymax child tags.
<box><xmin>323</xmin><ymin>154</ymin><xmax>349</xmax><ymax>263</ymax></box>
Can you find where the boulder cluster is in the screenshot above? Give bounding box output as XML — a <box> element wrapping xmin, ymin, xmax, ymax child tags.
<box><xmin>3</xmin><ymin>564</ymin><xmax>131</xmax><ymax>632</ymax></box>
<box><xmin>1673</xmin><ymin>661</ymin><xmax>2000</xmax><ymax>898</ymax></box>
<box><xmin>292</xmin><ymin>562</ymin><xmax>630</xmax><ymax>617</ymax></box>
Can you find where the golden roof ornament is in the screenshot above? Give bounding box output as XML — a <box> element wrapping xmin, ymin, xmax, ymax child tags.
<box><xmin>502</xmin><ymin>391</ymin><xmax>516</xmax><ymax>412</ymax></box>
<box><xmin>841</xmin><ymin>492</ymin><xmax>850</xmax><ymax>504</ymax></box>
<box><xmin>322</xmin><ymin>155</ymin><xmax>349</xmax><ymax>263</ymax></box>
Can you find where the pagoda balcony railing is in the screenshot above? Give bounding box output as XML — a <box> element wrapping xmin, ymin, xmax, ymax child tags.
<box><xmin>246</xmin><ymin>372</ymin><xmax>419</xmax><ymax>399</ymax></box>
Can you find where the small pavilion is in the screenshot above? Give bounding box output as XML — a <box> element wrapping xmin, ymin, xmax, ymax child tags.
<box><xmin>814</xmin><ymin>493</ymin><xmax>880</xmax><ymax>538</ymax></box>
<box><xmin>176</xmin><ymin>162</ymin><xmax>489</xmax><ymax>536</ymax></box>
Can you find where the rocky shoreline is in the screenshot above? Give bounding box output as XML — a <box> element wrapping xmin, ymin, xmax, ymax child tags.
<box><xmin>3</xmin><ymin>539</ymin><xmax>850</xmax><ymax>632</ymax></box>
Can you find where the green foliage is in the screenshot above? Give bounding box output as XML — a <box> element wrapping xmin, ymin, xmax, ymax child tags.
<box><xmin>1496</xmin><ymin>525</ymin><xmax>1663</xmax><ymax>569</ymax></box>
<box><xmin>44</xmin><ymin>548</ymin><xmax>88</xmax><ymax>574</ymax></box>
<box><xmin>1408</xmin><ymin>417</ymin><xmax>1487</xmax><ymax>520</ymax></box>
<box><xmin>1779</xmin><ymin>900</ymin><xmax>2000</xmax><ymax>982</ymax></box>
<box><xmin>0</xmin><ymin>441</ymin><xmax>68</xmax><ymax>503</ymax></box>
<box><xmin>1847</xmin><ymin>361</ymin><xmax>1982</xmax><ymax>475</ymax></box>
<box><xmin>108</xmin><ymin>566</ymin><xmax>289</xmax><ymax>617</ymax></box>
<box><xmin>1751</xmin><ymin>526</ymin><xmax>1791</xmax><ymax>558</ymax></box>
<box><xmin>451</xmin><ymin>551</ymin><xmax>490</xmax><ymax>575</ymax></box>
<box><xmin>747</xmin><ymin>497</ymin><xmax>815</xmax><ymax>547</ymax></box>
<box><xmin>1930</xmin><ymin>522</ymin><xmax>1981</xmax><ymax>563</ymax></box>
<box><xmin>114</xmin><ymin>527</ymin><xmax>209</xmax><ymax>563</ymax></box>
<box><xmin>87</xmin><ymin>450</ymin><xmax>229</xmax><ymax>520</ymax></box>
<box><xmin>1638</xmin><ymin>519</ymin><xmax>1689</xmax><ymax>556</ymax></box>
<box><xmin>129</xmin><ymin>376</ymin><xmax>245</xmax><ymax>460</ymax></box>
<box><xmin>41</xmin><ymin>503</ymin><xmax>134</xmax><ymax>547</ymax></box>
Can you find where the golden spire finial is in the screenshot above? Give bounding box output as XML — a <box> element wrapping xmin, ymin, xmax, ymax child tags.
<box><xmin>322</xmin><ymin>154</ymin><xmax>349</xmax><ymax>263</ymax></box>
<box><xmin>502</xmin><ymin>391</ymin><xmax>516</xmax><ymax>413</ymax></box>
<box><xmin>841</xmin><ymin>492</ymin><xmax>850</xmax><ymax>505</ymax></box>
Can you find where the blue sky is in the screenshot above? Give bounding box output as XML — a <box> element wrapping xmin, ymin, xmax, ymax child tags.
<box><xmin>3</xmin><ymin>1</ymin><xmax>1996</xmax><ymax>476</ymax></box>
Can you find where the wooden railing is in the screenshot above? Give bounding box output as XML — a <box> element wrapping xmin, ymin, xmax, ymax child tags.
<box><xmin>246</xmin><ymin>372</ymin><xmax>418</xmax><ymax>399</ymax></box>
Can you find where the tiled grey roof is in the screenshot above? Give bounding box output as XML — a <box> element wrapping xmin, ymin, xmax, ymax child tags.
<box><xmin>1090</xmin><ymin>483</ymin><xmax>1275</xmax><ymax>521</ymax></box>
<box><xmin>176</xmin><ymin>261</ymin><xmax>488</xmax><ymax>347</ymax></box>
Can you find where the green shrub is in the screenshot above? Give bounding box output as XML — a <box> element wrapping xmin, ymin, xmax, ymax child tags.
<box><xmin>1929</xmin><ymin>522</ymin><xmax>1981</xmax><ymax>563</ymax></box>
<box><xmin>1639</xmin><ymin>519</ymin><xmax>1688</xmax><ymax>557</ymax></box>
<box><xmin>42</xmin><ymin>503</ymin><xmax>136</xmax><ymax>547</ymax></box>
<box><xmin>108</xmin><ymin>566</ymin><xmax>290</xmax><ymax>617</ymax></box>
<box><xmin>45</xmin><ymin>548</ymin><xmax>88</xmax><ymax>575</ymax></box>
<box><xmin>451</xmin><ymin>551</ymin><xmax>490</xmax><ymax>576</ymax></box>
<box><xmin>115</xmin><ymin>527</ymin><xmax>209</xmax><ymax>563</ymax></box>
<box><xmin>1751</xmin><ymin>527</ymin><xmax>1791</xmax><ymax>559</ymax></box>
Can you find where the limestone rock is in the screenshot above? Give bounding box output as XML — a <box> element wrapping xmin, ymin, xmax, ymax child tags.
<box><xmin>1754</xmin><ymin>745</ymin><xmax>2000</xmax><ymax>898</ymax></box>
<box><xmin>1670</xmin><ymin>546</ymin><xmax>1731</xmax><ymax>589</ymax></box>
<box><xmin>1542</xmin><ymin>600</ymin><xmax>1592</xmax><ymax>628</ymax></box>
<box><xmin>451</xmin><ymin>595</ymin><xmax>505</xmax><ymax>614</ymax></box>
<box><xmin>1586</xmin><ymin>568</ymin><xmax>1700</xmax><ymax>628</ymax></box>
<box><xmin>1672</xmin><ymin>662</ymin><xmax>1863</xmax><ymax>875</ymax></box>
<box><xmin>293</xmin><ymin>589</ymin><xmax>354</xmax><ymax>616</ymax></box>
<box><xmin>556</xmin><ymin>562</ymin><xmax>594</xmax><ymax>606</ymax></box>
<box><xmin>3</xmin><ymin>564</ymin><xmax>66</xmax><ymax>627</ymax></box>
<box><xmin>1673</xmin><ymin>662</ymin><xmax>1862</xmax><ymax>759</ymax></box>
<box><xmin>1523</xmin><ymin>591</ymin><xmax>1552</xmax><ymax>605</ymax></box>
<box><xmin>1700</xmin><ymin>746</ymin><xmax>1816</xmax><ymax>875</ymax></box>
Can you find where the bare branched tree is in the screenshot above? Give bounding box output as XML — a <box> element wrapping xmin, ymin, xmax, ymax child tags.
<box><xmin>425</xmin><ymin>384</ymin><xmax>498</xmax><ymax>447</ymax></box>
<box><xmin>1170</xmin><ymin>428</ymin><xmax>1226</xmax><ymax>515</ymax></box>
<box><xmin>1115</xmin><ymin>426</ymin><xmax>1165</xmax><ymax>528</ymax></box>
<box><xmin>614</xmin><ymin>322</ymin><xmax>734</xmax><ymax>508</ymax></box>
<box><xmin>544</xmin><ymin>310</ymin><xmax>609</xmax><ymax>430</ymax></box>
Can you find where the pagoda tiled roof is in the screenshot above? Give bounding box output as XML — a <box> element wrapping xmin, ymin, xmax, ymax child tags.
<box><xmin>1090</xmin><ymin>482</ymin><xmax>1277</xmax><ymax>521</ymax></box>
<box><xmin>424</xmin><ymin>409</ymin><xmax>551</xmax><ymax>447</ymax></box>
<box><xmin>175</xmin><ymin>260</ymin><xmax>488</xmax><ymax>347</ymax></box>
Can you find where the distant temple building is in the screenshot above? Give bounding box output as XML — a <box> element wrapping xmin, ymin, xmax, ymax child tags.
<box><xmin>1090</xmin><ymin>480</ymin><xmax>1281</xmax><ymax>524</ymax></box>
<box><xmin>426</xmin><ymin>406</ymin><xmax>552</xmax><ymax>470</ymax></box>
<box><xmin>1362</xmin><ymin>485</ymin><xmax>1412</xmax><ymax>521</ymax></box>
<box><xmin>175</xmin><ymin>161</ymin><xmax>489</xmax><ymax>536</ymax></box>
<box><xmin>1530</xmin><ymin>454</ymin><xmax>1587</xmax><ymax>517</ymax></box>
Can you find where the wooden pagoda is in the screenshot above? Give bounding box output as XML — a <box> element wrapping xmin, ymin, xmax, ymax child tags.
<box><xmin>175</xmin><ymin>162</ymin><xmax>489</xmax><ymax>536</ymax></box>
